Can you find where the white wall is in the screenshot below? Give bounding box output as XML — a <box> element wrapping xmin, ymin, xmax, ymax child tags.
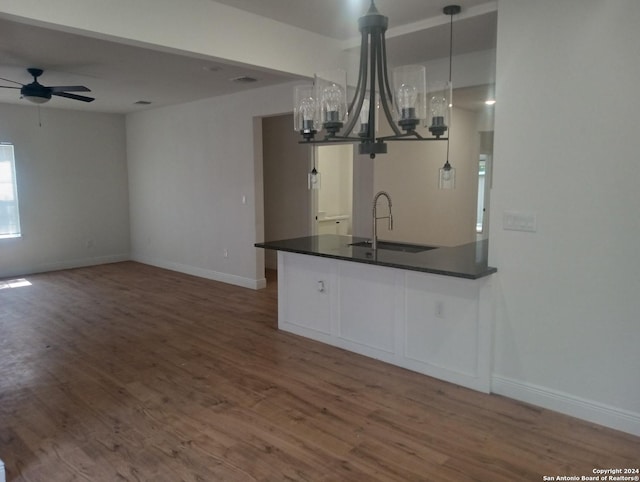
<box><xmin>490</xmin><ymin>0</ymin><xmax>640</xmax><ymax>435</ymax></box>
<box><xmin>0</xmin><ymin>103</ymin><xmax>129</xmax><ymax>277</ymax></box>
<box><xmin>126</xmin><ymin>82</ymin><xmax>294</xmax><ymax>289</ymax></box>
<box><xmin>373</xmin><ymin>106</ymin><xmax>480</xmax><ymax>247</ymax></box>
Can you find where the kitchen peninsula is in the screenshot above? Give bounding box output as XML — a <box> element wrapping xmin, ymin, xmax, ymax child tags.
<box><xmin>256</xmin><ymin>234</ymin><xmax>497</xmax><ymax>392</ymax></box>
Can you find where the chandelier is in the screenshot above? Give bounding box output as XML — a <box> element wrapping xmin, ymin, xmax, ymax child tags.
<box><xmin>293</xmin><ymin>1</ymin><xmax>460</xmax><ymax>159</ymax></box>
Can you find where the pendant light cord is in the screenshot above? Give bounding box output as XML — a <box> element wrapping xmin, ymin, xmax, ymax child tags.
<box><xmin>446</xmin><ymin>11</ymin><xmax>454</xmax><ymax>165</ymax></box>
<box><xmin>444</xmin><ymin>7</ymin><xmax>459</xmax><ymax>167</ymax></box>
<box><xmin>448</xmin><ymin>12</ymin><xmax>454</xmax><ymax>85</ymax></box>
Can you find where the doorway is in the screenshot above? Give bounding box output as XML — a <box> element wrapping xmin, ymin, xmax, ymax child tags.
<box><xmin>262</xmin><ymin>113</ymin><xmax>311</xmax><ymax>271</ymax></box>
<box><xmin>311</xmin><ymin>144</ymin><xmax>353</xmax><ymax>237</ymax></box>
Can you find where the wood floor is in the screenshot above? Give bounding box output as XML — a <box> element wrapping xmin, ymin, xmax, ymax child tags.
<box><xmin>0</xmin><ymin>262</ymin><xmax>638</xmax><ymax>481</ymax></box>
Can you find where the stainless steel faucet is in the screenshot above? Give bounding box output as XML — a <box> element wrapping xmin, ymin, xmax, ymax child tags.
<box><xmin>372</xmin><ymin>191</ymin><xmax>393</xmax><ymax>250</ymax></box>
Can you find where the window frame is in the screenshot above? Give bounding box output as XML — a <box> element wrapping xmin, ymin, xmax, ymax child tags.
<box><xmin>0</xmin><ymin>142</ymin><xmax>22</xmax><ymax>239</ymax></box>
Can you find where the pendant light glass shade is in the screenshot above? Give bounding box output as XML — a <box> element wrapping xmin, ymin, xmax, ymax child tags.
<box><xmin>308</xmin><ymin>145</ymin><xmax>321</xmax><ymax>190</ymax></box>
<box><xmin>392</xmin><ymin>65</ymin><xmax>427</xmax><ymax>131</ymax></box>
<box><xmin>294</xmin><ymin>84</ymin><xmax>318</xmax><ymax>139</ymax></box>
<box><xmin>438</xmin><ymin>160</ymin><xmax>456</xmax><ymax>189</ymax></box>
<box><xmin>308</xmin><ymin>167</ymin><xmax>321</xmax><ymax>190</ymax></box>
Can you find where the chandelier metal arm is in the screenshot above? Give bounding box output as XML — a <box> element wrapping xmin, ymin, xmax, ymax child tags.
<box><xmin>302</xmin><ymin>136</ymin><xmax>363</xmax><ymax>145</ymax></box>
<box><xmin>378</xmin><ymin>132</ymin><xmax>423</xmax><ymax>141</ymax></box>
<box><xmin>367</xmin><ymin>27</ymin><xmax>378</xmax><ymax>142</ymax></box>
<box><xmin>381</xmin><ymin>135</ymin><xmax>449</xmax><ymax>142</ymax></box>
<box><xmin>343</xmin><ymin>31</ymin><xmax>369</xmax><ymax>137</ymax></box>
<box><xmin>379</xmin><ymin>34</ymin><xmax>393</xmax><ymax>102</ymax></box>
<box><xmin>367</xmin><ymin>79</ymin><xmax>376</xmax><ymax>140</ymax></box>
<box><xmin>375</xmin><ymin>32</ymin><xmax>403</xmax><ymax>137</ymax></box>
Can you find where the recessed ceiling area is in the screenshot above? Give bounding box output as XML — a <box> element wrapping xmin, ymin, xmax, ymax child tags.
<box><xmin>0</xmin><ymin>1</ymin><xmax>497</xmax><ymax>114</ymax></box>
<box><xmin>0</xmin><ymin>17</ymin><xmax>298</xmax><ymax>114</ymax></box>
<box><xmin>211</xmin><ymin>0</ymin><xmax>493</xmax><ymax>41</ymax></box>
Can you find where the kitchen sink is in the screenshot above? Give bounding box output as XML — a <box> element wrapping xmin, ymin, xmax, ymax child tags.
<box><xmin>349</xmin><ymin>240</ymin><xmax>437</xmax><ymax>253</ymax></box>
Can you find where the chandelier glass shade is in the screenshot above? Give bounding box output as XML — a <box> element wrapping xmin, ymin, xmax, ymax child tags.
<box><xmin>293</xmin><ymin>1</ymin><xmax>451</xmax><ymax>159</ymax></box>
<box><xmin>428</xmin><ymin>80</ymin><xmax>452</xmax><ymax>138</ymax></box>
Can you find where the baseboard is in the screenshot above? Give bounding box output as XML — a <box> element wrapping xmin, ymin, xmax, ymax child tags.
<box><xmin>492</xmin><ymin>375</ymin><xmax>640</xmax><ymax>436</ymax></box>
<box><xmin>131</xmin><ymin>254</ymin><xmax>264</xmax><ymax>290</ymax></box>
<box><xmin>0</xmin><ymin>253</ymin><xmax>130</xmax><ymax>279</ymax></box>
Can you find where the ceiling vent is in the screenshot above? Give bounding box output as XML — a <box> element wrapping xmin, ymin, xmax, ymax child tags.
<box><xmin>230</xmin><ymin>76</ymin><xmax>258</xmax><ymax>83</ymax></box>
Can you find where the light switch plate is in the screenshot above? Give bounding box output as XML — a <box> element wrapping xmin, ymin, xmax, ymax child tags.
<box><xmin>503</xmin><ymin>211</ymin><xmax>537</xmax><ymax>232</ymax></box>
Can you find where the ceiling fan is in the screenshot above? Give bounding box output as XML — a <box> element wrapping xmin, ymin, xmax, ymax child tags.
<box><xmin>0</xmin><ymin>67</ymin><xmax>94</xmax><ymax>104</ymax></box>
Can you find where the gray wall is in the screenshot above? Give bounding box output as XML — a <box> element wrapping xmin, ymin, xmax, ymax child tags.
<box><xmin>262</xmin><ymin>114</ymin><xmax>311</xmax><ymax>270</ymax></box>
<box><xmin>126</xmin><ymin>82</ymin><xmax>294</xmax><ymax>288</ymax></box>
<box><xmin>0</xmin><ymin>103</ymin><xmax>129</xmax><ymax>277</ymax></box>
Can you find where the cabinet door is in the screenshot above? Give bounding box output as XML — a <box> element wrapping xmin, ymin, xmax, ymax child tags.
<box><xmin>279</xmin><ymin>252</ymin><xmax>333</xmax><ymax>334</ymax></box>
<box><xmin>404</xmin><ymin>272</ymin><xmax>480</xmax><ymax>377</ymax></box>
<box><xmin>338</xmin><ymin>262</ymin><xmax>397</xmax><ymax>353</ymax></box>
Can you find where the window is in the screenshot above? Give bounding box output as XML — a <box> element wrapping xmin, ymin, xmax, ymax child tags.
<box><xmin>0</xmin><ymin>143</ymin><xmax>21</xmax><ymax>238</ymax></box>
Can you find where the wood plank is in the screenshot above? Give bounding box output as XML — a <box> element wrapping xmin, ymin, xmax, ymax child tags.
<box><xmin>0</xmin><ymin>262</ymin><xmax>638</xmax><ymax>481</ymax></box>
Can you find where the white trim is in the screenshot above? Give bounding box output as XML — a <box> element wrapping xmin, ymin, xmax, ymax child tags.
<box><xmin>0</xmin><ymin>456</ymin><xmax>6</xmax><ymax>482</ymax></box>
<box><xmin>492</xmin><ymin>375</ymin><xmax>640</xmax><ymax>437</ymax></box>
<box><xmin>131</xmin><ymin>254</ymin><xmax>265</xmax><ymax>290</ymax></box>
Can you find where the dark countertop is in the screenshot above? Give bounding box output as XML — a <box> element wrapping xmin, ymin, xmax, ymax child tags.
<box><xmin>256</xmin><ymin>235</ymin><xmax>497</xmax><ymax>280</ymax></box>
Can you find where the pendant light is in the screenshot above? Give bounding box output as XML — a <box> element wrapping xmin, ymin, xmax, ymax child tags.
<box><xmin>293</xmin><ymin>1</ymin><xmax>449</xmax><ymax>159</ymax></box>
<box><xmin>308</xmin><ymin>145</ymin><xmax>321</xmax><ymax>190</ymax></box>
<box><xmin>438</xmin><ymin>5</ymin><xmax>461</xmax><ymax>190</ymax></box>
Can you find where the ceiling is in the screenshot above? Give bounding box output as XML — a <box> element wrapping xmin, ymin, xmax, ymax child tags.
<box><xmin>212</xmin><ymin>0</ymin><xmax>493</xmax><ymax>40</ymax></box>
<box><xmin>0</xmin><ymin>1</ymin><xmax>496</xmax><ymax>114</ymax></box>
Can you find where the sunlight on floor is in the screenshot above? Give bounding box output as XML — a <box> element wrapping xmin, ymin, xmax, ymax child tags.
<box><xmin>0</xmin><ymin>278</ymin><xmax>32</xmax><ymax>289</ymax></box>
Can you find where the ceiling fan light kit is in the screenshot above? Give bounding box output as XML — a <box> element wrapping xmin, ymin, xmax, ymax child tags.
<box><xmin>0</xmin><ymin>67</ymin><xmax>95</xmax><ymax>104</ymax></box>
<box><xmin>293</xmin><ymin>1</ymin><xmax>461</xmax><ymax>159</ymax></box>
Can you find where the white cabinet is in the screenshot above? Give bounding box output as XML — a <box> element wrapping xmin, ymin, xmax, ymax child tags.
<box><xmin>338</xmin><ymin>262</ymin><xmax>398</xmax><ymax>353</ymax></box>
<box><xmin>317</xmin><ymin>215</ymin><xmax>350</xmax><ymax>235</ymax></box>
<box><xmin>279</xmin><ymin>253</ymin><xmax>334</xmax><ymax>335</ymax></box>
<box><xmin>403</xmin><ymin>272</ymin><xmax>493</xmax><ymax>390</ymax></box>
<box><xmin>277</xmin><ymin>251</ymin><xmax>493</xmax><ymax>392</ymax></box>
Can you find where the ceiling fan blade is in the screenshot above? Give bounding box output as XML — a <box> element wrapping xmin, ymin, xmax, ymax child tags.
<box><xmin>52</xmin><ymin>91</ymin><xmax>95</xmax><ymax>102</ymax></box>
<box><xmin>50</xmin><ymin>85</ymin><xmax>91</xmax><ymax>93</ymax></box>
<box><xmin>0</xmin><ymin>77</ymin><xmax>24</xmax><ymax>86</ymax></box>
<box><xmin>0</xmin><ymin>85</ymin><xmax>21</xmax><ymax>90</ymax></box>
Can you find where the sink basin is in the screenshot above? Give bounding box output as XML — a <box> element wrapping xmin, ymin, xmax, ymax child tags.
<box><xmin>349</xmin><ymin>240</ymin><xmax>436</xmax><ymax>253</ymax></box>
